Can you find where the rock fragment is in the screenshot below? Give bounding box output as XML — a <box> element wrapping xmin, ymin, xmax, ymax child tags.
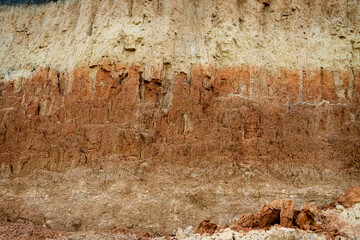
<box><xmin>330</xmin><ymin>187</ymin><xmax>360</xmax><ymax>208</ymax></box>
<box><xmin>295</xmin><ymin>204</ymin><xmax>320</xmax><ymax>231</ymax></box>
<box><xmin>231</xmin><ymin>199</ymin><xmax>294</xmax><ymax>230</ymax></box>
<box><xmin>196</xmin><ymin>218</ymin><xmax>219</xmax><ymax>235</ymax></box>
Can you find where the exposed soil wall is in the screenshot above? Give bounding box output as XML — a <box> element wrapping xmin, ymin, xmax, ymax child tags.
<box><xmin>0</xmin><ymin>0</ymin><xmax>359</xmax><ymax>236</ymax></box>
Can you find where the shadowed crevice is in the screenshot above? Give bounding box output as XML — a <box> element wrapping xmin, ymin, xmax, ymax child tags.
<box><xmin>0</xmin><ymin>0</ymin><xmax>61</xmax><ymax>6</ymax></box>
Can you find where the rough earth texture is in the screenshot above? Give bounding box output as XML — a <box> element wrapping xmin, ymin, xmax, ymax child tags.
<box><xmin>175</xmin><ymin>190</ymin><xmax>360</xmax><ymax>240</ymax></box>
<box><xmin>0</xmin><ymin>0</ymin><xmax>360</xmax><ymax>237</ymax></box>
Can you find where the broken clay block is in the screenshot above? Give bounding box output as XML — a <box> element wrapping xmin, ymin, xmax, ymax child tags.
<box><xmin>196</xmin><ymin>218</ymin><xmax>219</xmax><ymax>235</ymax></box>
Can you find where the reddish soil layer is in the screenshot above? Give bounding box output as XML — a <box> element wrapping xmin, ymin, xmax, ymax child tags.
<box><xmin>0</xmin><ymin>64</ymin><xmax>359</xmax><ymax>176</ymax></box>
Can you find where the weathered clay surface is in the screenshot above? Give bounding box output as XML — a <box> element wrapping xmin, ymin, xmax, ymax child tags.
<box><xmin>1</xmin><ymin>65</ymin><xmax>359</xmax><ymax>177</ymax></box>
<box><xmin>0</xmin><ymin>0</ymin><xmax>360</xmax><ymax>237</ymax></box>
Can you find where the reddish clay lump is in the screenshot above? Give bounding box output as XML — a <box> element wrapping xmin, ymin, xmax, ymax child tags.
<box><xmin>229</xmin><ymin>200</ymin><xmax>335</xmax><ymax>234</ymax></box>
<box><xmin>328</xmin><ymin>186</ymin><xmax>360</xmax><ymax>208</ymax></box>
<box><xmin>196</xmin><ymin>218</ymin><xmax>219</xmax><ymax>235</ymax></box>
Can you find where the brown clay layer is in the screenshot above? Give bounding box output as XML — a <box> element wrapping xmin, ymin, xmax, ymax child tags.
<box><xmin>1</xmin><ymin>64</ymin><xmax>359</xmax><ymax>175</ymax></box>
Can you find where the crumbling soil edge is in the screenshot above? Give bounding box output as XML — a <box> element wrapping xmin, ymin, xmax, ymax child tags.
<box><xmin>195</xmin><ymin>186</ymin><xmax>360</xmax><ymax>239</ymax></box>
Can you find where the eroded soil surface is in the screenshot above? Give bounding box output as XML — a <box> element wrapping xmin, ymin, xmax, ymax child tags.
<box><xmin>1</xmin><ymin>187</ymin><xmax>360</xmax><ymax>240</ymax></box>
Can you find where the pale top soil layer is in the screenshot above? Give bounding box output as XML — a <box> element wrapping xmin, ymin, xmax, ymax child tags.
<box><xmin>0</xmin><ymin>0</ymin><xmax>359</xmax><ymax>81</ymax></box>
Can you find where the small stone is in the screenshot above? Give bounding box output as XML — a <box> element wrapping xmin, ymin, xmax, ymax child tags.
<box><xmin>184</xmin><ymin>226</ymin><xmax>193</xmax><ymax>236</ymax></box>
<box><xmin>176</xmin><ymin>228</ymin><xmax>185</xmax><ymax>240</ymax></box>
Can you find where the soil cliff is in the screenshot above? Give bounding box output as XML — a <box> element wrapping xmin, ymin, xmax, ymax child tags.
<box><xmin>0</xmin><ymin>0</ymin><xmax>359</xmax><ymax>236</ymax></box>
